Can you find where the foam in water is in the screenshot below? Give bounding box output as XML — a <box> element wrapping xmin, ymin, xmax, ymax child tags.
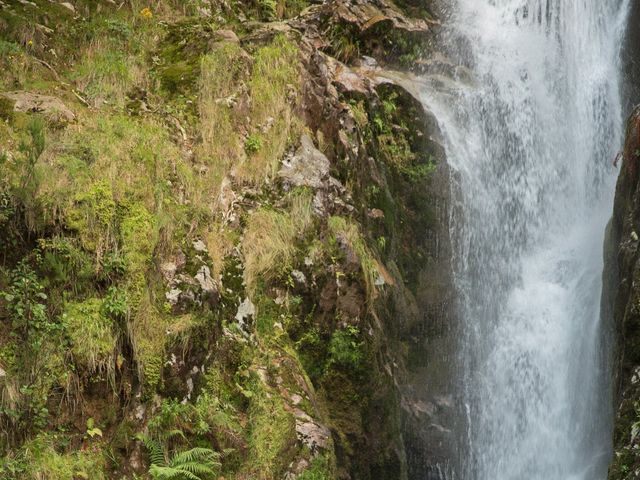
<box><xmin>419</xmin><ymin>0</ymin><xmax>630</xmax><ymax>478</ymax></box>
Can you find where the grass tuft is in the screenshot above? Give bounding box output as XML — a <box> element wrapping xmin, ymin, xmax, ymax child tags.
<box><xmin>242</xmin><ymin>190</ymin><xmax>313</xmax><ymax>295</ymax></box>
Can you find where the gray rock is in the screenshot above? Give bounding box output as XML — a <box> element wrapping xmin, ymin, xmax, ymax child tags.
<box><xmin>192</xmin><ymin>239</ymin><xmax>208</xmax><ymax>253</ymax></box>
<box><xmin>2</xmin><ymin>92</ymin><xmax>75</xmax><ymax>125</ymax></box>
<box><xmin>291</xmin><ymin>269</ymin><xmax>307</xmax><ymax>285</ymax></box>
<box><xmin>294</xmin><ymin>410</ymin><xmax>331</xmax><ymax>453</ymax></box>
<box><xmin>279</xmin><ymin>135</ymin><xmax>330</xmax><ymax>189</ymax></box>
<box><xmin>235</xmin><ymin>298</ymin><xmax>256</xmax><ymax>330</ymax></box>
<box><xmin>195</xmin><ymin>265</ymin><xmax>216</xmax><ymax>293</ymax></box>
<box><xmin>165</xmin><ymin>288</ymin><xmax>182</xmax><ymax>306</ymax></box>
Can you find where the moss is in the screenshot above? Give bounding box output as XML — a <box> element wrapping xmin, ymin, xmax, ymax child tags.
<box><xmin>62</xmin><ymin>298</ymin><xmax>116</xmax><ymax>377</ymax></box>
<box><xmin>298</xmin><ymin>454</ymin><xmax>334</xmax><ymax>479</ymax></box>
<box><xmin>244</xmin><ymin>373</ymin><xmax>297</xmax><ymax>478</ymax></box>
<box><xmin>155</xmin><ymin>19</ymin><xmax>222</xmax><ymax>94</ymax></box>
<box><xmin>120</xmin><ymin>202</ymin><xmax>157</xmax><ymax>278</ymax></box>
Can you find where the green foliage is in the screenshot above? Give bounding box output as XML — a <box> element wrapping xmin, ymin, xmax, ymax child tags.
<box><xmin>328</xmin><ymin>24</ymin><xmax>360</xmax><ymax>63</ymax></box>
<box><xmin>258</xmin><ymin>0</ymin><xmax>278</xmax><ymax>20</ymax></box>
<box><xmin>295</xmin><ymin>327</ymin><xmax>325</xmax><ymax>381</ymax></box>
<box><xmin>37</xmin><ymin>237</ymin><xmax>95</xmax><ymax>293</ymax></box>
<box><xmin>327</xmin><ymin>326</ymin><xmax>364</xmax><ymax>370</ymax></box>
<box><xmin>1</xmin><ymin>433</ymin><xmax>106</xmax><ymax>480</ymax></box>
<box><xmin>101</xmin><ymin>286</ymin><xmax>129</xmax><ymax>321</ymax></box>
<box><xmin>149</xmin><ymin>447</ymin><xmax>220</xmax><ymax>480</ymax></box>
<box><xmin>1</xmin><ymin>260</ymin><xmax>52</xmax><ymax>345</ymax></box>
<box><xmin>140</xmin><ymin>433</ymin><xmax>221</xmax><ymax>480</ymax></box>
<box><xmin>244</xmin><ymin>134</ymin><xmax>262</xmax><ymax>155</ymax></box>
<box><xmin>85</xmin><ymin>417</ymin><xmax>103</xmax><ymax>439</ymax></box>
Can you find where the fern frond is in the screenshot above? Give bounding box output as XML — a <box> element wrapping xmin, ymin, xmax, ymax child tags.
<box><xmin>169</xmin><ymin>447</ymin><xmax>219</xmax><ymax>466</ymax></box>
<box><xmin>150</xmin><ymin>465</ymin><xmax>202</xmax><ymax>480</ymax></box>
<box><xmin>161</xmin><ymin>428</ymin><xmax>187</xmax><ymax>442</ymax></box>
<box><xmin>139</xmin><ymin>434</ymin><xmax>167</xmax><ymax>466</ymax></box>
<box><xmin>174</xmin><ymin>462</ymin><xmax>216</xmax><ymax>475</ymax></box>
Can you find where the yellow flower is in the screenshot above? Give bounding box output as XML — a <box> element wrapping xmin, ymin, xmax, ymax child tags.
<box><xmin>139</xmin><ymin>7</ymin><xmax>153</xmax><ymax>19</ymax></box>
<box><xmin>27</xmin><ymin>40</ymin><xmax>33</xmax><ymax>46</ymax></box>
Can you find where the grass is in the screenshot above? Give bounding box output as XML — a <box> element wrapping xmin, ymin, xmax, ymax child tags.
<box><xmin>328</xmin><ymin>216</ymin><xmax>379</xmax><ymax>305</ymax></box>
<box><xmin>242</xmin><ymin>190</ymin><xmax>313</xmax><ymax>296</ymax></box>
<box><xmin>197</xmin><ymin>42</ymin><xmax>249</xmax><ymax>209</ymax></box>
<box><xmin>234</xmin><ymin>34</ymin><xmax>301</xmax><ymax>184</ymax></box>
<box><xmin>70</xmin><ymin>39</ymin><xmax>140</xmax><ymax>108</ymax></box>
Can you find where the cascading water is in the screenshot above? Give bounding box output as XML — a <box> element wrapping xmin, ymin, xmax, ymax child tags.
<box><xmin>419</xmin><ymin>0</ymin><xmax>630</xmax><ymax>478</ymax></box>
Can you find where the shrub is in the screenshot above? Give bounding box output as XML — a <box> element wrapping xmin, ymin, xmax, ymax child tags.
<box><xmin>327</xmin><ymin>326</ymin><xmax>364</xmax><ymax>370</ymax></box>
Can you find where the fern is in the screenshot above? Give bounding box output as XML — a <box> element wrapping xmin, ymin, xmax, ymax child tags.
<box><xmin>140</xmin><ymin>435</ymin><xmax>221</xmax><ymax>480</ymax></box>
<box><xmin>139</xmin><ymin>434</ymin><xmax>166</xmax><ymax>466</ymax></box>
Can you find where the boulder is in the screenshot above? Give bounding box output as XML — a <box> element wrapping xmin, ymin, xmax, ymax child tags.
<box><xmin>1</xmin><ymin>92</ymin><xmax>75</xmax><ymax>125</ymax></box>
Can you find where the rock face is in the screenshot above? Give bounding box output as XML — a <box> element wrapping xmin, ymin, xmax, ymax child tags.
<box><xmin>603</xmin><ymin>107</ymin><xmax>640</xmax><ymax>479</ymax></box>
<box><xmin>0</xmin><ymin>0</ymin><xmax>455</xmax><ymax>478</ymax></box>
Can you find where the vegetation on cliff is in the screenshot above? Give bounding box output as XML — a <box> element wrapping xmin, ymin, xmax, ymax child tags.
<box><xmin>0</xmin><ymin>0</ymin><xmax>444</xmax><ymax>478</ymax></box>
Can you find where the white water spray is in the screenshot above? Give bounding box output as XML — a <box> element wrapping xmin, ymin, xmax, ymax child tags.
<box><xmin>419</xmin><ymin>1</ymin><xmax>630</xmax><ymax>478</ymax></box>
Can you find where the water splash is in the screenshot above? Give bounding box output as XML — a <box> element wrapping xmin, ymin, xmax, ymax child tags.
<box><xmin>419</xmin><ymin>0</ymin><xmax>630</xmax><ymax>478</ymax></box>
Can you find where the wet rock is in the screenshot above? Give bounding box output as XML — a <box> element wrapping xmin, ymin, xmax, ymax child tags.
<box><xmin>314</xmin><ymin>0</ymin><xmax>437</xmax><ymax>67</ymax></box>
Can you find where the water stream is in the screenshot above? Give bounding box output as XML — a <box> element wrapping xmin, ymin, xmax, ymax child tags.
<box><xmin>419</xmin><ymin>1</ymin><xmax>630</xmax><ymax>478</ymax></box>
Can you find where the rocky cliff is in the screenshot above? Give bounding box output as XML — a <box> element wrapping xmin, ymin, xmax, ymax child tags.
<box><xmin>604</xmin><ymin>105</ymin><xmax>640</xmax><ymax>479</ymax></box>
<box><xmin>0</xmin><ymin>1</ymin><xmax>452</xmax><ymax>478</ymax></box>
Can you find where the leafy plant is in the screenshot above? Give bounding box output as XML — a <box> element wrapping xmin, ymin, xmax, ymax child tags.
<box><xmin>244</xmin><ymin>134</ymin><xmax>262</xmax><ymax>155</ymax></box>
<box><xmin>1</xmin><ymin>260</ymin><xmax>51</xmax><ymax>345</ymax></box>
<box><xmin>85</xmin><ymin>417</ymin><xmax>103</xmax><ymax>439</ymax></box>
<box><xmin>327</xmin><ymin>325</ymin><xmax>364</xmax><ymax>370</ymax></box>
<box><xmin>141</xmin><ymin>435</ymin><xmax>221</xmax><ymax>480</ymax></box>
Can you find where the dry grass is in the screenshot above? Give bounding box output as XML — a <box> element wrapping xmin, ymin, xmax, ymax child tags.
<box><xmin>197</xmin><ymin>43</ymin><xmax>250</xmax><ymax>210</ymax></box>
<box><xmin>234</xmin><ymin>34</ymin><xmax>301</xmax><ymax>185</ymax></box>
<box><xmin>242</xmin><ymin>191</ymin><xmax>313</xmax><ymax>295</ymax></box>
<box><xmin>204</xmin><ymin>221</ymin><xmax>237</xmax><ymax>281</ymax></box>
<box><xmin>328</xmin><ymin>216</ymin><xmax>380</xmax><ymax>305</ymax></box>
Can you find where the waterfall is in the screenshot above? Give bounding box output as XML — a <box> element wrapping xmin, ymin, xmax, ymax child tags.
<box><xmin>419</xmin><ymin>0</ymin><xmax>630</xmax><ymax>478</ymax></box>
